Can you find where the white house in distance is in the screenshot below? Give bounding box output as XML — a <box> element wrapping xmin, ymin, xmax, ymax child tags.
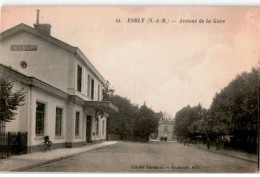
<box><xmin>0</xmin><ymin>11</ymin><xmax>118</xmax><ymax>152</ymax></box>
<box><xmin>157</xmin><ymin>119</ymin><xmax>176</xmax><ymax>141</ymax></box>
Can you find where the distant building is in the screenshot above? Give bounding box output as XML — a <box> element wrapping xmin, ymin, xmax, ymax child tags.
<box><xmin>0</xmin><ymin>11</ymin><xmax>118</xmax><ymax>152</ymax></box>
<box><xmin>157</xmin><ymin>119</ymin><xmax>176</xmax><ymax>141</ymax></box>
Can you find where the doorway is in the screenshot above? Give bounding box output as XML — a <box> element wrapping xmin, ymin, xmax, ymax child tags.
<box><xmin>86</xmin><ymin>115</ymin><xmax>92</xmax><ymax>143</ymax></box>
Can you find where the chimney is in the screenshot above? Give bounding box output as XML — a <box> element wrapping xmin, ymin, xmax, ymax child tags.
<box><xmin>33</xmin><ymin>10</ymin><xmax>52</xmax><ymax>35</ymax></box>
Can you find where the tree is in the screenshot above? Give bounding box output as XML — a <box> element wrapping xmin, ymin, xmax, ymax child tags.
<box><xmin>107</xmin><ymin>95</ymin><xmax>160</xmax><ymax>142</ymax></box>
<box><xmin>173</xmin><ymin>67</ymin><xmax>259</xmax><ymax>153</ymax></box>
<box><xmin>133</xmin><ymin>103</ymin><xmax>160</xmax><ymax>141</ymax></box>
<box><xmin>209</xmin><ymin>67</ymin><xmax>258</xmax><ymax>137</ymax></box>
<box><xmin>187</xmin><ymin>108</ymin><xmax>208</xmax><ymax>136</ymax></box>
<box><xmin>0</xmin><ymin>76</ymin><xmax>25</xmax><ymax>122</ymax></box>
<box><xmin>174</xmin><ymin>104</ymin><xmax>204</xmax><ymax>138</ymax></box>
<box><xmin>107</xmin><ymin>95</ymin><xmax>138</xmax><ymax>138</ymax></box>
<box><xmin>103</xmin><ymin>80</ymin><xmax>115</xmax><ymax>101</ymax></box>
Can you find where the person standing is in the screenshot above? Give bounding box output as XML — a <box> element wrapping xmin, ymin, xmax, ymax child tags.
<box><xmin>216</xmin><ymin>137</ymin><xmax>220</xmax><ymax>150</ymax></box>
<box><xmin>207</xmin><ymin>137</ymin><xmax>210</xmax><ymax>149</ymax></box>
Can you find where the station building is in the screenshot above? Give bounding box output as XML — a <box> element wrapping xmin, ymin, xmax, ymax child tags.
<box><xmin>0</xmin><ymin>15</ymin><xmax>118</xmax><ymax>152</ymax></box>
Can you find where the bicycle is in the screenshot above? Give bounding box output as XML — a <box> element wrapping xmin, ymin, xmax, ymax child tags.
<box><xmin>41</xmin><ymin>136</ymin><xmax>52</xmax><ymax>151</ymax></box>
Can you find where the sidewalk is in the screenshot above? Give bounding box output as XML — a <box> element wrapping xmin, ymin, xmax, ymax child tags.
<box><xmin>187</xmin><ymin>143</ymin><xmax>258</xmax><ymax>163</ymax></box>
<box><xmin>0</xmin><ymin>141</ymin><xmax>118</xmax><ymax>172</ymax></box>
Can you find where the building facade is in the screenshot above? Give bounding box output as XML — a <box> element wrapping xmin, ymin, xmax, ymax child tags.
<box><xmin>0</xmin><ymin>19</ymin><xmax>118</xmax><ymax>152</ymax></box>
<box><xmin>157</xmin><ymin>119</ymin><xmax>176</xmax><ymax>141</ymax></box>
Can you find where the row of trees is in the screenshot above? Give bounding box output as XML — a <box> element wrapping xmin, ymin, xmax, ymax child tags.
<box><xmin>174</xmin><ymin>67</ymin><xmax>259</xmax><ymax>153</ymax></box>
<box><xmin>104</xmin><ymin>94</ymin><xmax>161</xmax><ymax>142</ymax></box>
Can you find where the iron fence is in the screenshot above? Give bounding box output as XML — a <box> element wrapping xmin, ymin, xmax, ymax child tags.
<box><xmin>108</xmin><ymin>134</ymin><xmax>149</xmax><ymax>142</ymax></box>
<box><xmin>0</xmin><ymin>122</ymin><xmax>28</xmax><ymax>158</ymax></box>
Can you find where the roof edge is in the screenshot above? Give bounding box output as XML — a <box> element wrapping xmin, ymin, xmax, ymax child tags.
<box><xmin>0</xmin><ymin>23</ymin><xmax>106</xmax><ymax>85</ymax></box>
<box><xmin>0</xmin><ymin>64</ymin><xmax>69</xmax><ymax>99</ymax></box>
<box><xmin>75</xmin><ymin>48</ymin><xmax>106</xmax><ymax>84</ymax></box>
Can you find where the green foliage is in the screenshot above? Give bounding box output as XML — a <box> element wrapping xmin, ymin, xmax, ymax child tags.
<box><xmin>107</xmin><ymin>95</ymin><xmax>138</xmax><ymax>137</ymax></box>
<box><xmin>174</xmin><ymin>67</ymin><xmax>259</xmax><ymax>142</ymax></box>
<box><xmin>209</xmin><ymin>67</ymin><xmax>258</xmax><ymax>137</ymax></box>
<box><xmin>0</xmin><ymin>76</ymin><xmax>25</xmax><ymax>122</ymax></box>
<box><xmin>107</xmin><ymin>95</ymin><xmax>160</xmax><ymax>141</ymax></box>
<box><xmin>174</xmin><ymin>104</ymin><xmax>204</xmax><ymax>138</ymax></box>
<box><xmin>133</xmin><ymin>104</ymin><xmax>160</xmax><ymax>139</ymax></box>
<box><xmin>102</xmin><ymin>81</ymin><xmax>115</xmax><ymax>101</ymax></box>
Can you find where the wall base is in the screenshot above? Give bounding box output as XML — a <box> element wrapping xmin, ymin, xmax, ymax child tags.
<box><xmin>27</xmin><ymin>139</ymin><xmax>106</xmax><ymax>153</ymax></box>
<box><xmin>28</xmin><ymin>142</ymin><xmax>66</xmax><ymax>153</ymax></box>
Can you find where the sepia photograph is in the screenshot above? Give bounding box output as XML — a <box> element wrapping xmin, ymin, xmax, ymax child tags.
<box><xmin>0</xmin><ymin>6</ymin><xmax>259</xmax><ymax>173</ymax></box>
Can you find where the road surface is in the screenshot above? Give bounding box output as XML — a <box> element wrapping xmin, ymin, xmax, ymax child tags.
<box><xmin>27</xmin><ymin>141</ymin><xmax>258</xmax><ymax>173</ymax></box>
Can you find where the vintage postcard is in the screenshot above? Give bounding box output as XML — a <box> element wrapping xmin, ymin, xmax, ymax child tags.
<box><xmin>0</xmin><ymin>6</ymin><xmax>259</xmax><ymax>173</ymax></box>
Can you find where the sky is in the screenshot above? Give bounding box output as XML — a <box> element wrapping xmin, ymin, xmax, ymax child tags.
<box><xmin>1</xmin><ymin>6</ymin><xmax>259</xmax><ymax>118</ymax></box>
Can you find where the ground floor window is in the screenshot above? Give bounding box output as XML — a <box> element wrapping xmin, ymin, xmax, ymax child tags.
<box><xmin>55</xmin><ymin>107</ymin><xmax>63</xmax><ymax>136</ymax></box>
<box><xmin>36</xmin><ymin>102</ymin><xmax>45</xmax><ymax>135</ymax></box>
<box><xmin>75</xmin><ymin>112</ymin><xmax>80</xmax><ymax>136</ymax></box>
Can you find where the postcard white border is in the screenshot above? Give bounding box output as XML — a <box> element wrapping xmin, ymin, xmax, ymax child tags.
<box><xmin>0</xmin><ymin>0</ymin><xmax>260</xmax><ymax>6</ymax></box>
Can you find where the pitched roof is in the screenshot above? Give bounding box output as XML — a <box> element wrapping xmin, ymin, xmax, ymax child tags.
<box><xmin>0</xmin><ymin>23</ymin><xmax>106</xmax><ymax>84</ymax></box>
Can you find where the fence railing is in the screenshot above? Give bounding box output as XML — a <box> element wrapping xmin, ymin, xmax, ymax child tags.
<box><xmin>0</xmin><ymin>131</ymin><xmax>28</xmax><ymax>159</ymax></box>
<box><xmin>108</xmin><ymin>134</ymin><xmax>149</xmax><ymax>142</ymax></box>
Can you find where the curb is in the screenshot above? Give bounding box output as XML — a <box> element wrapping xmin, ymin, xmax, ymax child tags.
<box><xmin>187</xmin><ymin>144</ymin><xmax>258</xmax><ymax>163</ymax></box>
<box><xmin>10</xmin><ymin>142</ymin><xmax>118</xmax><ymax>172</ymax></box>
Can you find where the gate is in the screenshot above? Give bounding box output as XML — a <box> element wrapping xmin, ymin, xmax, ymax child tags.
<box><xmin>0</xmin><ymin>122</ymin><xmax>28</xmax><ymax>158</ymax></box>
<box><xmin>0</xmin><ymin>121</ymin><xmax>7</xmax><ymax>158</ymax></box>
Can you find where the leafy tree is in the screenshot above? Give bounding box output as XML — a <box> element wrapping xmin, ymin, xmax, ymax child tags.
<box><xmin>174</xmin><ymin>67</ymin><xmax>258</xmax><ymax>153</ymax></box>
<box><xmin>187</xmin><ymin>108</ymin><xmax>208</xmax><ymax>136</ymax></box>
<box><xmin>209</xmin><ymin>67</ymin><xmax>258</xmax><ymax>137</ymax></box>
<box><xmin>103</xmin><ymin>80</ymin><xmax>115</xmax><ymax>101</ymax></box>
<box><xmin>107</xmin><ymin>95</ymin><xmax>138</xmax><ymax>138</ymax></box>
<box><xmin>133</xmin><ymin>103</ymin><xmax>160</xmax><ymax>141</ymax></box>
<box><xmin>107</xmin><ymin>95</ymin><xmax>160</xmax><ymax>141</ymax></box>
<box><xmin>0</xmin><ymin>76</ymin><xmax>25</xmax><ymax>122</ymax></box>
<box><xmin>206</xmin><ymin>67</ymin><xmax>259</xmax><ymax>153</ymax></box>
<box><xmin>174</xmin><ymin>104</ymin><xmax>205</xmax><ymax>138</ymax></box>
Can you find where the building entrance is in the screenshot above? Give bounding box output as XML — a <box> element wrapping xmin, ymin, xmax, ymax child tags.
<box><xmin>86</xmin><ymin>115</ymin><xmax>92</xmax><ymax>143</ymax></box>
